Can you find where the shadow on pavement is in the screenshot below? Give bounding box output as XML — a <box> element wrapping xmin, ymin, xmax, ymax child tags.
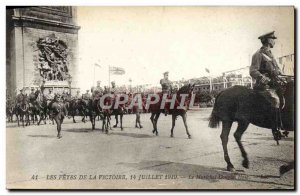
<box><xmin>27</xmin><ymin>135</ymin><xmax>56</xmax><ymax>138</ymax></box>
<box><xmin>64</xmin><ymin>128</ymin><xmax>94</xmax><ymax>133</ymax></box>
<box><xmin>110</xmin><ymin>132</ymin><xmax>154</xmax><ymax>139</ymax></box>
<box><xmin>120</xmin><ymin>160</ymin><xmax>293</xmax><ymax>187</ymax></box>
<box><xmin>252</xmin><ymin>137</ymin><xmax>294</xmax><ymax>142</ymax></box>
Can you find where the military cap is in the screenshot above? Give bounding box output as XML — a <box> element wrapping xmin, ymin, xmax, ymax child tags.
<box><xmin>163</xmin><ymin>71</ymin><xmax>169</xmax><ymax>76</ymax></box>
<box><xmin>258</xmin><ymin>31</ymin><xmax>277</xmax><ymax>40</ymax></box>
<box><xmin>31</xmin><ymin>87</ymin><xmax>35</xmax><ymax>91</ymax></box>
<box><xmin>19</xmin><ymin>89</ymin><xmax>23</xmax><ymax>92</ymax></box>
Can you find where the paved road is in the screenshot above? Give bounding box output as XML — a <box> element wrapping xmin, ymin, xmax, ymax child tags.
<box><xmin>6</xmin><ymin>108</ymin><xmax>294</xmax><ymax>189</ymax></box>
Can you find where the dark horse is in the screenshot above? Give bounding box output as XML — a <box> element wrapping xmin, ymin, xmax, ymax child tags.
<box><xmin>16</xmin><ymin>95</ymin><xmax>30</xmax><ymax>127</ymax></box>
<box><xmin>6</xmin><ymin>99</ymin><xmax>15</xmax><ymax>123</ymax></box>
<box><xmin>149</xmin><ymin>84</ymin><xmax>195</xmax><ymax>138</ymax></box>
<box><xmin>36</xmin><ymin>91</ymin><xmax>49</xmax><ymax>125</ymax></box>
<box><xmin>208</xmin><ymin>78</ymin><xmax>294</xmax><ymax>171</ymax></box>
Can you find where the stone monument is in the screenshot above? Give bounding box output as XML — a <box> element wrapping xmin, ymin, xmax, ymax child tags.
<box><xmin>6</xmin><ymin>6</ymin><xmax>80</xmax><ymax>96</ymax></box>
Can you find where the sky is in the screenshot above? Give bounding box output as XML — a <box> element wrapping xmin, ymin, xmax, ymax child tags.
<box><xmin>77</xmin><ymin>6</ymin><xmax>294</xmax><ymax>91</ymax></box>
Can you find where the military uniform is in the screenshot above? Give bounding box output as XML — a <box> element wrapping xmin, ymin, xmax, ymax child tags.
<box><xmin>73</xmin><ymin>91</ymin><xmax>81</xmax><ymax>100</ymax></box>
<box><xmin>83</xmin><ymin>91</ymin><xmax>91</xmax><ymax>100</ymax></box>
<box><xmin>160</xmin><ymin>72</ymin><xmax>172</xmax><ymax>115</ymax></box>
<box><xmin>16</xmin><ymin>90</ymin><xmax>25</xmax><ymax>103</ymax></box>
<box><xmin>250</xmin><ymin>31</ymin><xmax>283</xmax><ymax>109</ymax></box>
<box><xmin>250</xmin><ymin>31</ymin><xmax>283</xmax><ymax>131</ymax></box>
<box><xmin>160</xmin><ymin>72</ymin><xmax>172</xmax><ymax>94</ymax></box>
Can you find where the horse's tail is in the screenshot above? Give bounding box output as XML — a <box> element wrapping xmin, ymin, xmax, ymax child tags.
<box><xmin>208</xmin><ymin>93</ymin><xmax>221</xmax><ymax>128</ymax></box>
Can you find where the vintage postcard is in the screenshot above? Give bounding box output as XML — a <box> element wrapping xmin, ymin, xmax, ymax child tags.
<box><xmin>6</xmin><ymin>6</ymin><xmax>295</xmax><ymax>189</ymax></box>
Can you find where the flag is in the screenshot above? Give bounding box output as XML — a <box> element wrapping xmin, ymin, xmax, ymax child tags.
<box><xmin>94</xmin><ymin>63</ymin><xmax>101</xmax><ymax>68</ymax></box>
<box><xmin>205</xmin><ymin>68</ymin><xmax>210</xmax><ymax>73</ymax></box>
<box><xmin>110</xmin><ymin>66</ymin><xmax>125</xmax><ymax>75</ymax></box>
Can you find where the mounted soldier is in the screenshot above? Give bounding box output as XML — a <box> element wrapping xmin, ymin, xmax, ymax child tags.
<box><xmin>95</xmin><ymin>81</ymin><xmax>103</xmax><ymax>94</ymax></box>
<box><xmin>29</xmin><ymin>88</ymin><xmax>37</xmax><ymax>106</ymax></box>
<box><xmin>111</xmin><ymin>81</ymin><xmax>117</xmax><ymax>95</ymax></box>
<box><xmin>16</xmin><ymin>89</ymin><xmax>26</xmax><ymax>106</ymax></box>
<box><xmin>160</xmin><ymin>71</ymin><xmax>172</xmax><ymax>95</ymax></box>
<box><xmin>82</xmin><ymin>90</ymin><xmax>91</xmax><ymax>106</ymax></box>
<box><xmin>250</xmin><ymin>31</ymin><xmax>284</xmax><ymax>131</ymax></box>
<box><xmin>160</xmin><ymin>71</ymin><xmax>172</xmax><ymax>115</ymax></box>
<box><xmin>46</xmin><ymin>88</ymin><xmax>55</xmax><ymax>107</ymax></box>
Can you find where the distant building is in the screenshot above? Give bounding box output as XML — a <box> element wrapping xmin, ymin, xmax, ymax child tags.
<box><xmin>278</xmin><ymin>54</ymin><xmax>294</xmax><ymax>76</ymax></box>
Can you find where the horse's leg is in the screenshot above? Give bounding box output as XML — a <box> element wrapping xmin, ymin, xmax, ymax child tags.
<box><xmin>170</xmin><ymin>114</ymin><xmax>176</xmax><ymax>137</ymax></box>
<box><xmin>220</xmin><ymin>121</ymin><xmax>234</xmax><ymax>171</ymax></box>
<box><xmin>17</xmin><ymin>114</ymin><xmax>20</xmax><ymax>127</ymax></box>
<box><xmin>150</xmin><ymin>113</ymin><xmax>155</xmax><ymax>133</ymax></box>
<box><xmin>91</xmin><ymin>114</ymin><xmax>95</xmax><ymax>130</ymax></box>
<box><xmin>234</xmin><ymin>120</ymin><xmax>250</xmax><ymax>169</ymax></box>
<box><xmin>120</xmin><ymin>114</ymin><xmax>123</xmax><ymax>131</ymax></box>
<box><xmin>102</xmin><ymin>115</ymin><xmax>105</xmax><ymax>132</ymax></box>
<box><xmin>22</xmin><ymin>114</ymin><xmax>25</xmax><ymax>128</ymax></box>
<box><xmin>37</xmin><ymin>112</ymin><xmax>42</xmax><ymax>125</ymax></box>
<box><xmin>135</xmin><ymin>113</ymin><xmax>139</xmax><ymax>128</ymax></box>
<box><xmin>113</xmin><ymin>114</ymin><xmax>118</xmax><ymax>128</ymax></box>
<box><xmin>182</xmin><ymin>112</ymin><xmax>191</xmax><ymax>139</ymax></box>
<box><xmin>55</xmin><ymin>115</ymin><xmax>62</xmax><ymax>139</ymax></box>
<box><xmin>137</xmin><ymin>112</ymin><xmax>142</xmax><ymax>128</ymax></box>
<box><xmin>154</xmin><ymin>113</ymin><xmax>160</xmax><ymax>136</ymax></box>
<box><xmin>272</xmin><ymin>128</ymin><xmax>281</xmax><ymax>145</ymax></box>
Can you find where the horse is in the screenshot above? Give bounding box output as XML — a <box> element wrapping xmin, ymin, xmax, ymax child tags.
<box><xmin>48</xmin><ymin>94</ymin><xmax>68</xmax><ymax>138</ymax></box>
<box><xmin>208</xmin><ymin>78</ymin><xmax>294</xmax><ymax>171</ymax></box>
<box><xmin>36</xmin><ymin>92</ymin><xmax>49</xmax><ymax>125</ymax></box>
<box><xmin>28</xmin><ymin>90</ymin><xmax>42</xmax><ymax>125</ymax></box>
<box><xmin>67</xmin><ymin>98</ymin><xmax>88</xmax><ymax>123</ymax></box>
<box><xmin>15</xmin><ymin>96</ymin><xmax>30</xmax><ymax>127</ymax></box>
<box><xmin>6</xmin><ymin>99</ymin><xmax>15</xmax><ymax>123</ymax></box>
<box><xmin>149</xmin><ymin>84</ymin><xmax>195</xmax><ymax>138</ymax></box>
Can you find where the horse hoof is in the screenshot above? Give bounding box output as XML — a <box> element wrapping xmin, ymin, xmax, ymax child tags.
<box><xmin>57</xmin><ymin>135</ymin><xmax>62</xmax><ymax>139</ymax></box>
<box><xmin>280</xmin><ymin>165</ymin><xmax>290</xmax><ymax>176</ymax></box>
<box><xmin>152</xmin><ymin>130</ymin><xmax>155</xmax><ymax>134</ymax></box>
<box><xmin>156</xmin><ymin>132</ymin><xmax>159</xmax><ymax>136</ymax></box>
<box><xmin>227</xmin><ymin>165</ymin><xmax>235</xmax><ymax>172</ymax></box>
<box><xmin>139</xmin><ymin>126</ymin><xmax>143</xmax><ymax>129</ymax></box>
<box><xmin>242</xmin><ymin>160</ymin><xmax>249</xmax><ymax>169</ymax></box>
<box><xmin>121</xmin><ymin>128</ymin><xmax>124</xmax><ymax>131</ymax></box>
<box><xmin>170</xmin><ymin>134</ymin><xmax>174</xmax><ymax>138</ymax></box>
<box><xmin>188</xmin><ymin>135</ymin><xmax>192</xmax><ymax>139</ymax></box>
<box><xmin>135</xmin><ymin>126</ymin><xmax>138</xmax><ymax>128</ymax></box>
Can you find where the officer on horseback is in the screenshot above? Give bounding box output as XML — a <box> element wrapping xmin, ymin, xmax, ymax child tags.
<box><xmin>160</xmin><ymin>71</ymin><xmax>173</xmax><ymax>115</ymax></box>
<box><xmin>250</xmin><ymin>31</ymin><xmax>284</xmax><ymax>131</ymax></box>
<box><xmin>160</xmin><ymin>71</ymin><xmax>172</xmax><ymax>95</ymax></box>
<box><xmin>16</xmin><ymin>89</ymin><xmax>26</xmax><ymax>104</ymax></box>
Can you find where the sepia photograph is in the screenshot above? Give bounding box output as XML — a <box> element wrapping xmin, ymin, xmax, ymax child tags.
<box><xmin>5</xmin><ymin>6</ymin><xmax>295</xmax><ymax>189</ymax></box>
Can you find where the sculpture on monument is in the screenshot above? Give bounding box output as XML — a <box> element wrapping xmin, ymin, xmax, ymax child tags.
<box><xmin>37</xmin><ymin>34</ymin><xmax>70</xmax><ymax>81</ymax></box>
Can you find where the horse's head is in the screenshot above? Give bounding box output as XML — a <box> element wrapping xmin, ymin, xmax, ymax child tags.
<box><xmin>177</xmin><ymin>83</ymin><xmax>195</xmax><ymax>95</ymax></box>
<box><xmin>54</xmin><ymin>94</ymin><xmax>64</xmax><ymax>103</ymax></box>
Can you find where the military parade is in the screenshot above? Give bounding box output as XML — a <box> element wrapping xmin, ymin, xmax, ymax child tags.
<box><xmin>6</xmin><ymin>6</ymin><xmax>295</xmax><ymax>190</ymax></box>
